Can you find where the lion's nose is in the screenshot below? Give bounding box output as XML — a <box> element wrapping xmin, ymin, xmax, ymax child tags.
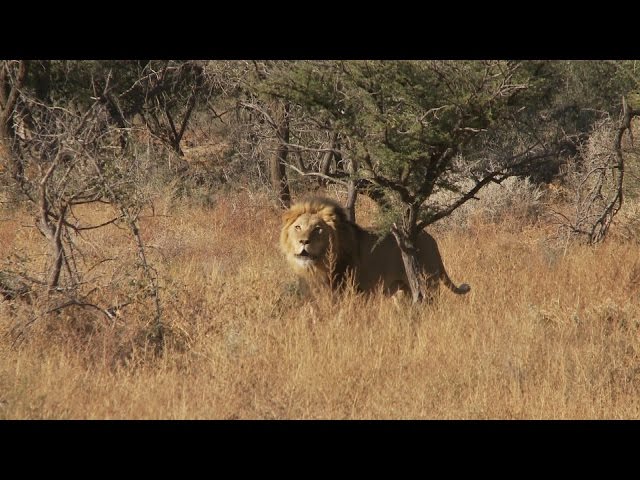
<box><xmin>299</xmin><ymin>239</ymin><xmax>310</xmax><ymax>246</ymax></box>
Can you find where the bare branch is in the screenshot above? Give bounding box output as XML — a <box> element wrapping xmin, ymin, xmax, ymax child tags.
<box><xmin>284</xmin><ymin>161</ymin><xmax>350</xmax><ymax>186</ymax></box>
<box><xmin>587</xmin><ymin>96</ymin><xmax>639</xmax><ymax>243</ymax></box>
<box><xmin>239</xmin><ymin>101</ymin><xmax>279</xmax><ymax>132</ymax></box>
<box><xmin>178</xmin><ymin>87</ymin><xmax>198</xmax><ymax>142</ymax></box>
<box><xmin>417</xmin><ymin>149</ymin><xmax>557</xmax><ymax>230</ymax></box>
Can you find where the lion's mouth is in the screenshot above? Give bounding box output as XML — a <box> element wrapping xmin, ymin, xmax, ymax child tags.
<box><xmin>295</xmin><ymin>249</ymin><xmax>317</xmax><ymax>261</ymax></box>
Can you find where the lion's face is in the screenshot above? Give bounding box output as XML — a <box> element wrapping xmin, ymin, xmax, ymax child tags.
<box><xmin>283</xmin><ymin>212</ymin><xmax>331</xmax><ymax>268</ymax></box>
<box><xmin>280</xmin><ymin>199</ymin><xmax>346</xmax><ymax>283</ymax></box>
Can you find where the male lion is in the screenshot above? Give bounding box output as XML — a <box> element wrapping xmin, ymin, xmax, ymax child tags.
<box><xmin>280</xmin><ymin>197</ymin><xmax>470</xmax><ymax>298</ymax></box>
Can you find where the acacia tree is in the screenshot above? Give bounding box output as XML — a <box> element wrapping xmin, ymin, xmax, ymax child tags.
<box><xmin>206</xmin><ymin>60</ymin><xmax>348</xmax><ymax>209</ymax></box>
<box><xmin>0</xmin><ymin>60</ymin><xmax>164</xmax><ymax>345</ymax></box>
<box><xmin>267</xmin><ymin>60</ymin><xmax>566</xmax><ymax>301</ymax></box>
<box><xmin>201</xmin><ymin>61</ymin><xmax>291</xmax><ymax>207</ymax></box>
<box><xmin>30</xmin><ymin>60</ymin><xmax>211</xmax><ymax>157</ymax></box>
<box><xmin>554</xmin><ymin>97</ymin><xmax>640</xmax><ymax>245</ymax></box>
<box><xmin>130</xmin><ymin>61</ymin><xmax>207</xmax><ymax>156</ymax></box>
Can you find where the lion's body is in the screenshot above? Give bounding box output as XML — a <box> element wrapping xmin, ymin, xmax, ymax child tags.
<box><xmin>280</xmin><ymin>197</ymin><xmax>470</xmax><ymax>297</ymax></box>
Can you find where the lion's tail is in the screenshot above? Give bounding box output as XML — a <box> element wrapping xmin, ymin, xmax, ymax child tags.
<box><xmin>440</xmin><ymin>271</ymin><xmax>471</xmax><ymax>295</ymax></box>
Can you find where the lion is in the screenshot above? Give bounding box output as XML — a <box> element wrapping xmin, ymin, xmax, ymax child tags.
<box><xmin>279</xmin><ymin>196</ymin><xmax>470</xmax><ymax>299</ymax></box>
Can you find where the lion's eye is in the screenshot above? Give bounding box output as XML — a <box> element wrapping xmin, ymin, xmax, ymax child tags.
<box><xmin>315</xmin><ymin>227</ymin><xmax>323</xmax><ymax>234</ymax></box>
<box><xmin>294</xmin><ymin>225</ymin><xmax>301</xmax><ymax>231</ymax></box>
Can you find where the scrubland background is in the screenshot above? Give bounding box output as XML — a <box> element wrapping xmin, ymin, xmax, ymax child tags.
<box><xmin>1</xmin><ymin>60</ymin><xmax>640</xmax><ymax>419</ymax></box>
<box><xmin>2</xmin><ymin>184</ymin><xmax>640</xmax><ymax>419</ymax></box>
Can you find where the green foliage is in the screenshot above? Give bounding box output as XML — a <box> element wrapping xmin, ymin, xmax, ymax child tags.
<box><xmin>23</xmin><ymin>61</ymin><xmax>145</xmax><ymax>110</ymax></box>
<box><xmin>21</xmin><ymin>60</ymin><xmax>208</xmax><ymax>122</ymax></box>
<box><xmin>259</xmin><ymin>60</ymin><xmax>639</xmax><ymax>228</ymax></box>
<box><xmin>264</xmin><ymin>61</ymin><xmax>541</xmax><ymax>209</ymax></box>
<box><xmin>539</xmin><ymin>61</ymin><xmax>637</xmax><ymax>132</ymax></box>
<box><xmin>11</xmin><ymin>60</ymin><xmax>640</xmax><ymax>230</ymax></box>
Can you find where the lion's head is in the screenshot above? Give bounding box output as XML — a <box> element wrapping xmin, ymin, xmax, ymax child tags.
<box><xmin>280</xmin><ymin>197</ymin><xmax>357</xmax><ymax>284</ymax></box>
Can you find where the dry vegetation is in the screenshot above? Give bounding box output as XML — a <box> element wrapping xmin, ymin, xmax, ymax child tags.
<box><xmin>1</xmin><ymin>188</ymin><xmax>640</xmax><ymax>419</ymax></box>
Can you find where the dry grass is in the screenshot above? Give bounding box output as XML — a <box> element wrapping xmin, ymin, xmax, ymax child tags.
<box><xmin>2</xmin><ymin>190</ymin><xmax>640</xmax><ymax>419</ymax></box>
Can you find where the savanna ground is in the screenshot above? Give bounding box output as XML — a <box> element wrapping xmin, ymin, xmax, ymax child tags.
<box><xmin>1</xmin><ymin>186</ymin><xmax>640</xmax><ymax>420</ymax></box>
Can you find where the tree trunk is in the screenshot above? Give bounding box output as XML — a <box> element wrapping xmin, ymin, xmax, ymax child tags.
<box><xmin>318</xmin><ymin>130</ymin><xmax>339</xmax><ymax>186</ymax></box>
<box><xmin>345</xmin><ymin>155</ymin><xmax>358</xmax><ymax>222</ymax></box>
<box><xmin>0</xmin><ymin>61</ymin><xmax>27</xmax><ymax>182</ymax></box>
<box><xmin>391</xmin><ymin>225</ymin><xmax>426</xmax><ymax>303</ymax></box>
<box><xmin>48</xmin><ymin>214</ymin><xmax>66</xmax><ymax>289</ymax></box>
<box><xmin>346</xmin><ymin>181</ymin><xmax>357</xmax><ymax>223</ymax></box>
<box><xmin>390</xmin><ymin>204</ymin><xmax>425</xmax><ymax>303</ymax></box>
<box><xmin>33</xmin><ymin>60</ymin><xmax>51</xmax><ymax>101</ymax></box>
<box><xmin>269</xmin><ymin>101</ymin><xmax>291</xmax><ymax>208</ymax></box>
<box><xmin>38</xmin><ymin>154</ymin><xmax>68</xmax><ymax>290</ymax></box>
<box><xmin>588</xmin><ymin>96</ymin><xmax>638</xmax><ymax>244</ymax></box>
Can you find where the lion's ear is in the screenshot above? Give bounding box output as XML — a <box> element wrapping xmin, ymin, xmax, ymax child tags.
<box><xmin>318</xmin><ymin>206</ymin><xmax>339</xmax><ymax>230</ymax></box>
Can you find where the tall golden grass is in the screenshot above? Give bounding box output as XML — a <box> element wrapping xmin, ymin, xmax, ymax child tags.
<box><xmin>1</xmin><ymin>190</ymin><xmax>640</xmax><ymax>419</ymax></box>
